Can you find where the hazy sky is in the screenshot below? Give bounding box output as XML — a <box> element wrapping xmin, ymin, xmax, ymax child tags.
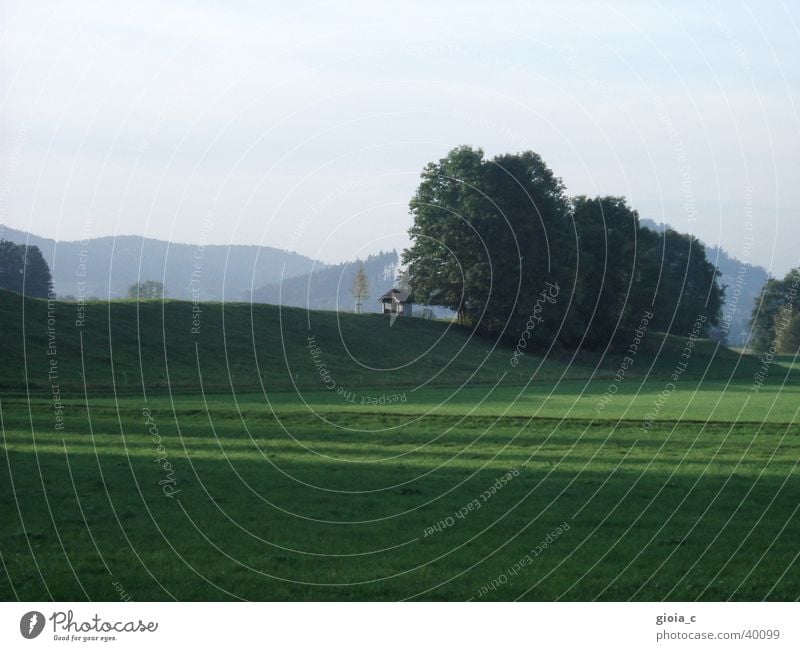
<box><xmin>1</xmin><ymin>1</ymin><xmax>798</xmax><ymax>275</ymax></box>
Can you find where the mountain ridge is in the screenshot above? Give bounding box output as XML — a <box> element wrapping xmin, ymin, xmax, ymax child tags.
<box><xmin>0</xmin><ymin>223</ymin><xmax>322</xmax><ymax>302</ymax></box>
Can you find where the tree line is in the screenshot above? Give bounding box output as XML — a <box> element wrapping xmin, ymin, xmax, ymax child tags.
<box><xmin>3</xmin><ymin>151</ymin><xmax>796</xmax><ymax>358</ymax></box>
<box><xmin>0</xmin><ymin>241</ymin><xmax>168</xmax><ymax>301</ymax></box>
<box><xmin>402</xmin><ymin>146</ymin><xmax>725</xmax><ymax>350</ymax></box>
<box><xmin>749</xmin><ymin>267</ymin><xmax>800</xmax><ymax>353</ymax></box>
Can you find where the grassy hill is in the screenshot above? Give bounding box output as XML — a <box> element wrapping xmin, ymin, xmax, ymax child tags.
<box><xmin>0</xmin><ymin>289</ymin><xmax>783</xmax><ymax>398</ymax></box>
<box><xmin>0</xmin><ymin>289</ymin><xmax>586</xmax><ymax>396</ymax></box>
<box><xmin>2</xmin><ymin>288</ymin><xmax>799</xmax><ymax>601</ymax></box>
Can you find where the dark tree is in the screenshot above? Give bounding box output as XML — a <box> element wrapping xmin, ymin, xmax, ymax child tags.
<box><xmin>0</xmin><ymin>240</ymin><xmax>24</xmax><ymax>294</ymax></box>
<box><xmin>403</xmin><ymin>145</ymin><xmax>725</xmax><ymax>350</ymax></box>
<box><xmin>749</xmin><ymin>268</ymin><xmax>800</xmax><ymax>353</ymax></box>
<box><xmin>485</xmin><ymin>151</ymin><xmax>574</xmax><ymax>343</ymax></box>
<box><xmin>402</xmin><ymin>146</ymin><xmax>572</xmax><ymax>342</ymax></box>
<box><xmin>0</xmin><ymin>241</ymin><xmax>52</xmax><ymax>298</ymax></box>
<box><xmin>21</xmin><ymin>245</ymin><xmax>52</xmax><ymax>298</ymax></box>
<box><xmin>638</xmin><ymin>228</ymin><xmax>724</xmax><ymax>336</ymax></box>
<box><xmin>565</xmin><ymin>196</ymin><xmax>641</xmax><ymax>348</ymax></box>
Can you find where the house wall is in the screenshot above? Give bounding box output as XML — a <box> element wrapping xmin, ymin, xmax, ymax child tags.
<box><xmin>379</xmin><ymin>300</ymin><xmax>412</xmax><ymax>315</ymax></box>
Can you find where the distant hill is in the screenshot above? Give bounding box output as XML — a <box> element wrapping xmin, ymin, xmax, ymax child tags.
<box><xmin>639</xmin><ymin>218</ymin><xmax>768</xmax><ymax>346</ymax></box>
<box><xmin>251</xmin><ymin>250</ymin><xmax>400</xmax><ymax>312</ymax></box>
<box><xmin>251</xmin><ymin>250</ymin><xmax>454</xmax><ymax>318</ymax></box>
<box><xmin>0</xmin><ymin>224</ymin><xmax>320</xmax><ymax>301</ymax></box>
<box><xmin>3</xmin><ymin>221</ymin><xmax>765</xmax><ymax>342</ymax></box>
<box><xmin>703</xmin><ymin>244</ymin><xmax>769</xmax><ymax>347</ymax></box>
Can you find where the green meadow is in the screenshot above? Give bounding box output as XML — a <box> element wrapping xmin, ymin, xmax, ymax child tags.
<box><xmin>1</xmin><ymin>291</ymin><xmax>798</xmax><ymax>600</ymax></box>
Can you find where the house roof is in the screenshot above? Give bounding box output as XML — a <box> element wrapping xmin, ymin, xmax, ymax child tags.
<box><xmin>378</xmin><ymin>288</ymin><xmax>411</xmax><ymax>303</ymax></box>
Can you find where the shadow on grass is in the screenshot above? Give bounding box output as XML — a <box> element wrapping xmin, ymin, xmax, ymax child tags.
<box><xmin>2</xmin><ymin>442</ymin><xmax>798</xmax><ymax>601</ymax></box>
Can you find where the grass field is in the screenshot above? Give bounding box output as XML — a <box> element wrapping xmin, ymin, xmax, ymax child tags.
<box><xmin>1</xmin><ymin>290</ymin><xmax>799</xmax><ymax>600</ymax></box>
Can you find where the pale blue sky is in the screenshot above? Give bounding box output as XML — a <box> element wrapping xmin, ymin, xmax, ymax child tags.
<box><xmin>1</xmin><ymin>1</ymin><xmax>798</xmax><ymax>274</ymax></box>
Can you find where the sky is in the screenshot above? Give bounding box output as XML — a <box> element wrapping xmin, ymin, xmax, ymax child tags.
<box><xmin>1</xmin><ymin>0</ymin><xmax>798</xmax><ymax>275</ymax></box>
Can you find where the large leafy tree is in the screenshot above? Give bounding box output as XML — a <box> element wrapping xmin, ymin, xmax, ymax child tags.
<box><xmin>403</xmin><ymin>146</ymin><xmax>488</xmax><ymax>325</ymax></box>
<box><xmin>485</xmin><ymin>152</ymin><xmax>574</xmax><ymax>342</ymax></box>
<box><xmin>565</xmin><ymin>196</ymin><xmax>641</xmax><ymax>348</ymax></box>
<box><xmin>0</xmin><ymin>241</ymin><xmax>52</xmax><ymax>298</ymax></box>
<box><xmin>403</xmin><ymin>145</ymin><xmax>724</xmax><ymax>349</ymax></box>
<box><xmin>402</xmin><ymin>146</ymin><xmax>572</xmax><ymax>342</ymax></box>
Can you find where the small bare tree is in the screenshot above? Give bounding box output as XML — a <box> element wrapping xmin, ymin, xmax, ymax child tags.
<box><xmin>351</xmin><ymin>263</ymin><xmax>369</xmax><ymax>313</ymax></box>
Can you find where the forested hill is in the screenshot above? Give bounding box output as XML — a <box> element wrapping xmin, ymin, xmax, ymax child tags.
<box><xmin>640</xmin><ymin>218</ymin><xmax>769</xmax><ymax>346</ymax></box>
<box><xmin>250</xmin><ymin>250</ymin><xmax>402</xmax><ymax>312</ymax></box>
<box><xmin>0</xmin><ymin>224</ymin><xmax>320</xmax><ymax>301</ymax></box>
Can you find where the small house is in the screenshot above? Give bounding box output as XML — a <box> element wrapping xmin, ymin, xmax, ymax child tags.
<box><xmin>379</xmin><ymin>288</ymin><xmax>413</xmax><ymax>317</ymax></box>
